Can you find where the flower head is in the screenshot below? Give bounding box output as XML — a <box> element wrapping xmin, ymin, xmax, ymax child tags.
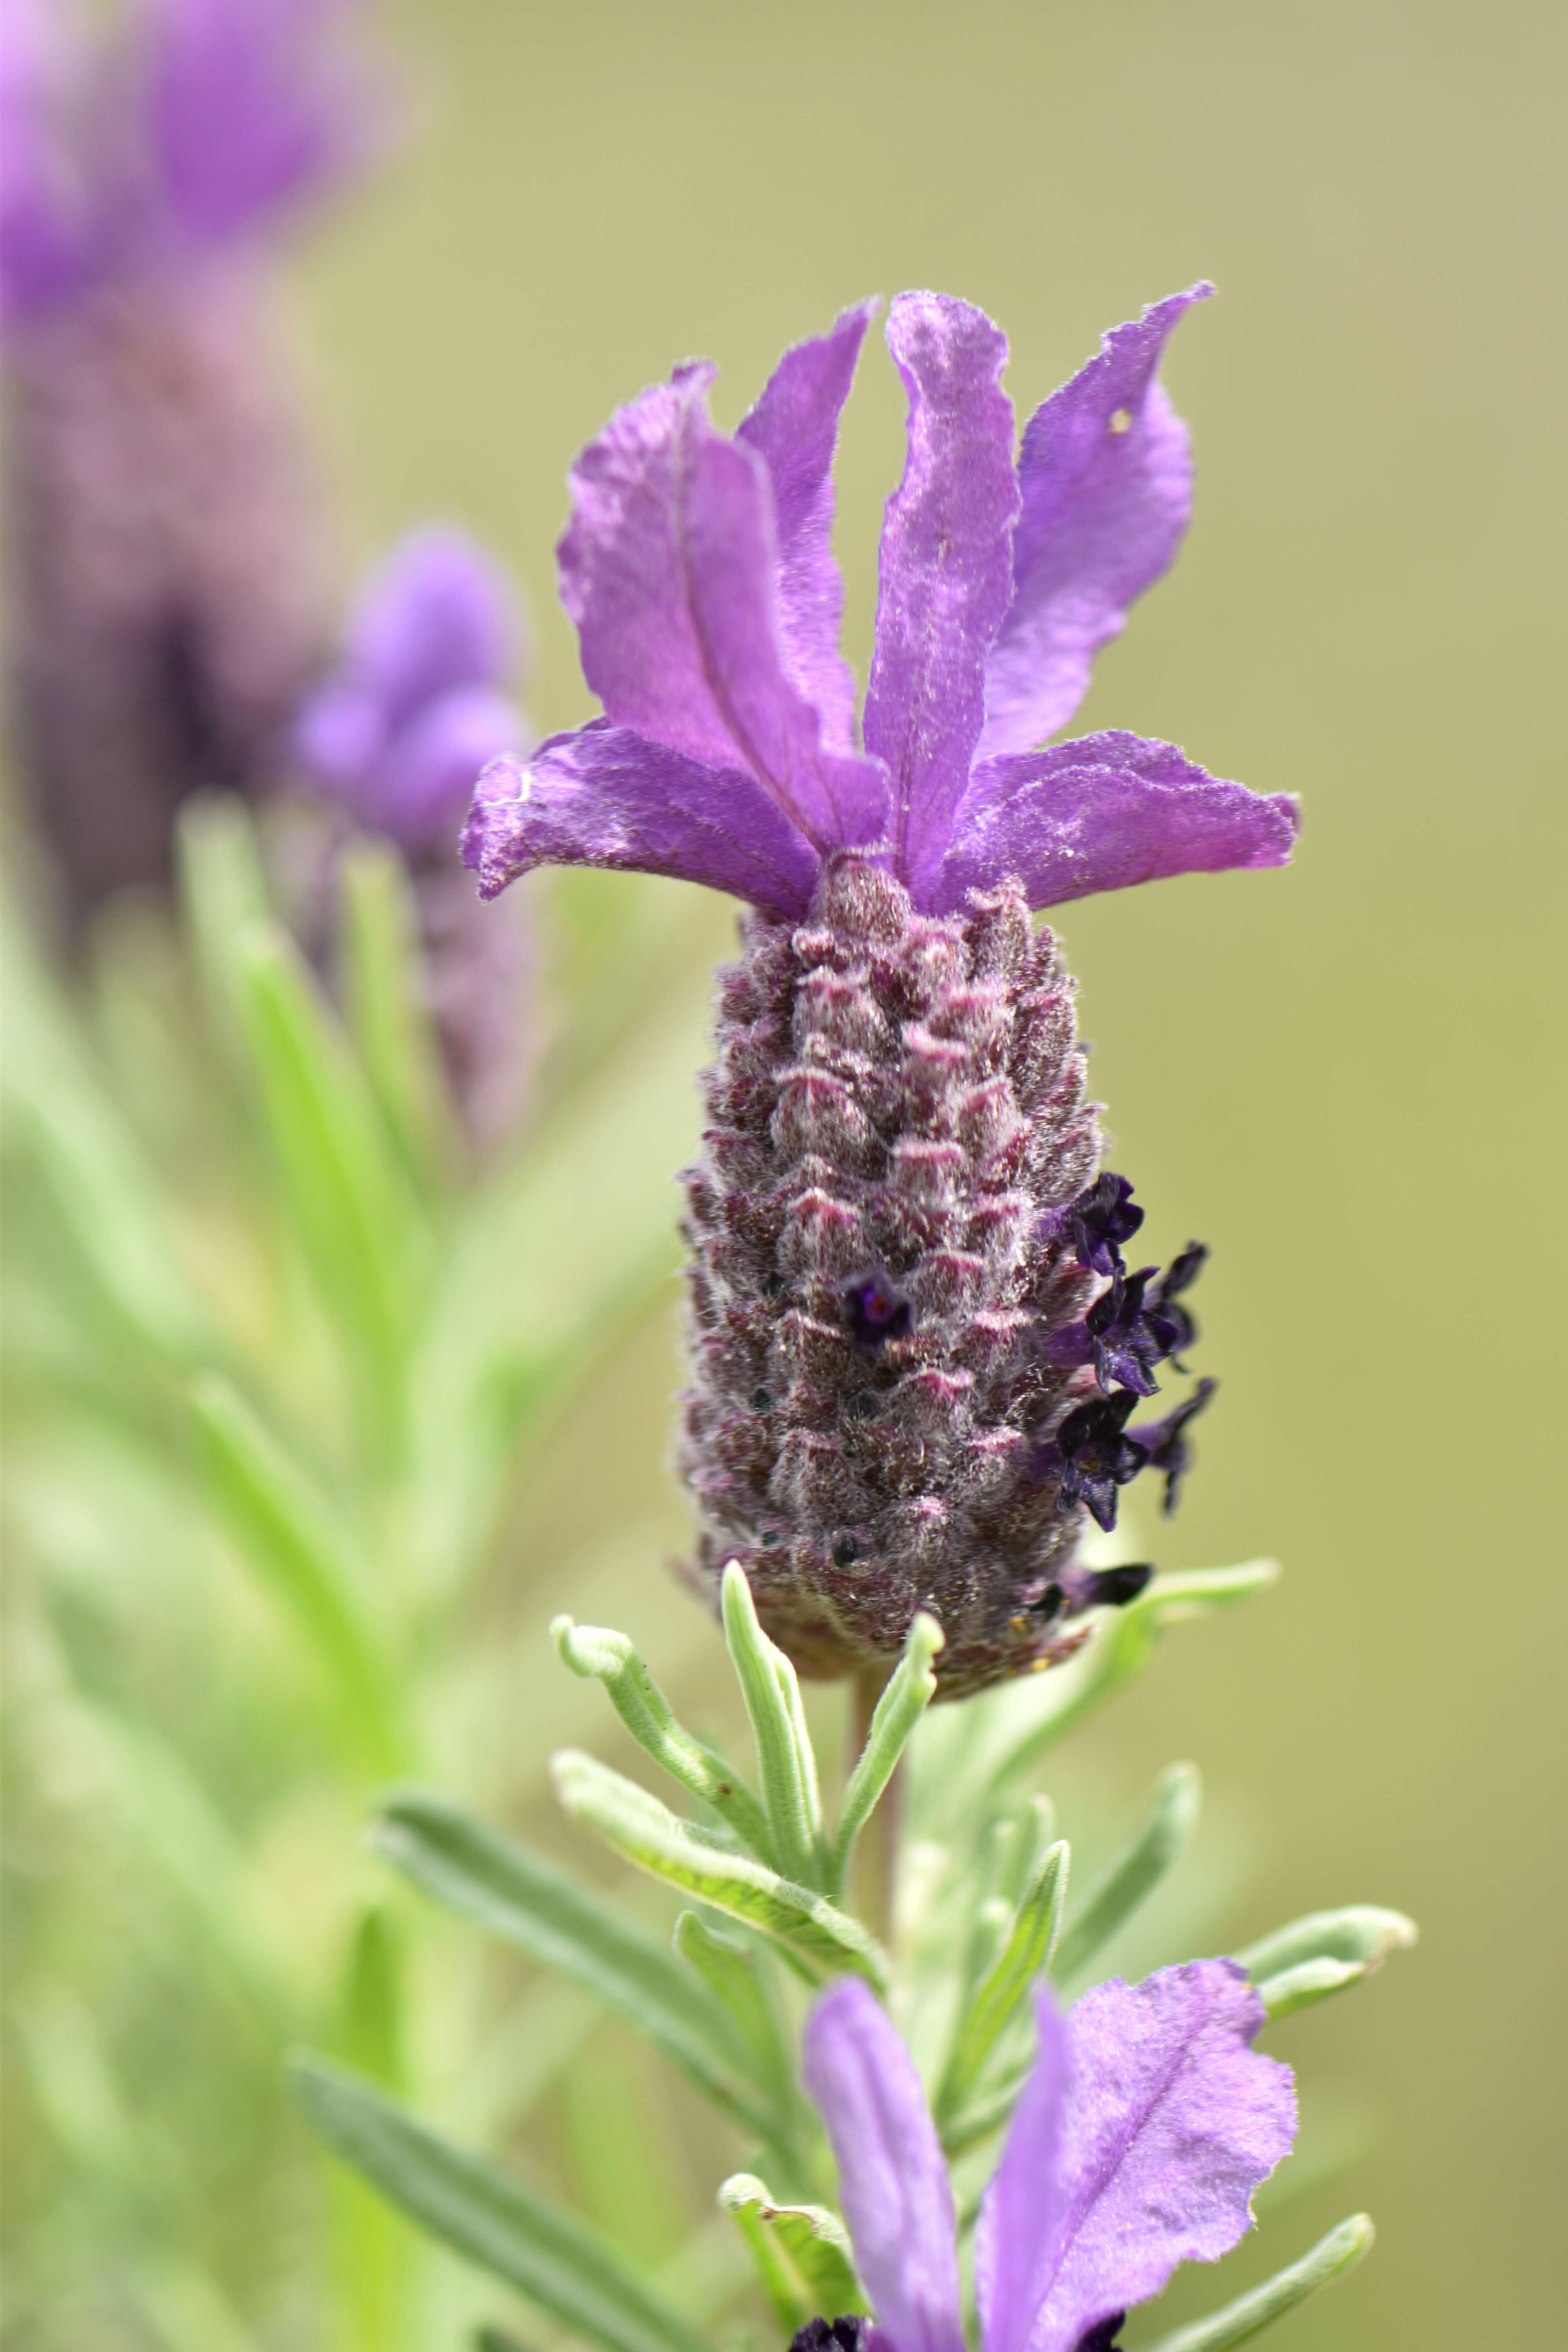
<box><xmin>294</xmin><ymin>529</ymin><xmax>528</xmax><ymax>853</ymax></box>
<box><xmin>466</xmin><ymin>294</ymin><xmax>1294</xmax><ymax>1691</ymax></box>
<box><xmin>800</xmin><ymin>1967</ymin><xmax>1295</xmax><ymax>2352</ymax></box>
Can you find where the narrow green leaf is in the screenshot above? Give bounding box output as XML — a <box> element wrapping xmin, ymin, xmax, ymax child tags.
<box><xmin>190</xmin><ymin>1373</ymin><xmax>405</xmax><ymax>1775</ymax></box>
<box><xmin>1235</xmin><ymin>1906</ymin><xmax>1417</xmax><ymax>2018</ymax></box>
<box><xmin>176</xmin><ymin>793</ymin><xmax>272</xmax><ymax>1052</ymax></box>
<box><xmin>672</xmin><ymin>1913</ymin><xmax>799</xmax><ymax>2142</ymax></box>
<box><xmin>552</xmin><ymin>1615</ymin><xmax>774</xmax><ymax>1862</ymax></box>
<box><xmin>832</xmin><ymin>1612</ymin><xmax>943</xmax><ymax>1889</ymax></box>
<box><xmin>938</xmin><ymin>1840</ymin><xmax>1069</xmax><ymax>2120</ymax></box>
<box><xmin>331</xmin><ymin>1907</ymin><xmax>414</xmax><ymax>2352</ymax></box>
<box><xmin>1051</xmin><ymin>1763</ymin><xmax>1201</xmax><ymax>1984</ymax></box>
<box><xmin>375</xmin><ymin>1792</ymin><xmax>771</xmax><ymax>2137</ymax></box>
<box><xmin>721</xmin><ymin>1564</ymin><xmax>826</xmax><ymax>1890</ymax></box>
<box><xmin>1140</xmin><ymin>2213</ymin><xmax>1374</xmax><ymax>2351</ymax></box>
<box><xmin>232</xmin><ymin>923</ymin><xmax>421</xmax><ymax>1458</ymax></box>
<box><xmin>718</xmin><ymin>2175</ymin><xmax>866</xmax><ymax>2334</ymax></box>
<box><xmin>552</xmin><ymin>1749</ymin><xmax>889</xmax><ymax>1994</ymax></box>
<box><xmin>294</xmin><ymin>2058</ymin><xmax>704</xmax><ymax>2352</ymax></box>
<box><xmin>339</xmin><ymin>838</ymin><xmax>455</xmax><ymax>1189</ymax></box>
<box><xmin>985</xmin><ymin>1563</ymin><xmax>1279</xmax><ymax>1790</ymax></box>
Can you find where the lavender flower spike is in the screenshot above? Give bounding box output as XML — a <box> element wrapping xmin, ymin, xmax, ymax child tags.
<box><xmin>802</xmin><ymin>1967</ymin><xmax>1295</xmax><ymax>2352</ymax></box>
<box><xmin>466</xmin><ymin>295</ymin><xmax>1295</xmax><ymax>1691</ymax></box>
<box><xmin>293</xmin><ymin>528</ymin><xmax>535</xmax><ymax>1149</ymax></box>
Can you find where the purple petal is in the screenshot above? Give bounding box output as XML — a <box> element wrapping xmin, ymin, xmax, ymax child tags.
<box><xmin>802</xmin><ymin>1980</ymin><xmax>966</xmax><ymax>2352</ymax></box>
<box><xmin>344</xmin><ymin>528</ymin><xmax>519</xmax><ymax>732</ymax></box>
<box><xmin>144</xmin><ymin>0</ymin><xmax>371</xmax><ymax>249</ymax></box>
<box><xmin>863</xmin><ymin>293</ymin><xmax>1020</xmax><ymax>887</ymax></box>
<box><xmin>1019</xmin><ymin>1962</ymin><xmax>1297</xmax><ymax>2352</ymax></box>
<box><xmin>0</xmin><ymin>0</ymin><xmax>99</xmax><ymax>319</ymax></box>
<box><xmin>737</xmin><ymin>299</ymin><xmax>875</xmax><ymax>755</ymax></box>
<box><xmin>560</xmin><ymin>365</ymin><xmax>887</xmax><ymax>856</ymax></box>
<box><xmin>975</xmin><ymin>1985</ymin><xmax>1070</xmax><ymax>2352</ymax></box>
<box><xmin>926</xmin><ymin>731</ymin><xmax>1299</xmax><ymax>915</ymax></box>
<box><xmin>978</xmin><ymin>289</ymin><xmax>1212</xmax><ymax>760</ymax></box>
<box><xmin>461</xmin><ymin>725</ymin><xmax>821</xmax><ymax>919</ymax></box>
<box><xmin>367</xmin><ymin>686</ymin><xmax>524</xmax><ymax>848</ymax></box>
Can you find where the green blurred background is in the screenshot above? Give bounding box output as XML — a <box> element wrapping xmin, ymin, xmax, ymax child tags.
<box><xmin>7</xmin><ymin>0</ymin><xmax>1565</xmax><ymax>2343</ymax></box>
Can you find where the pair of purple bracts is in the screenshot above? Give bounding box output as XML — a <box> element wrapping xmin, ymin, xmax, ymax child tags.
<box><xmin>464</xmin><ymin>289</ymin><xmax>1298</xmax><ymax>1694</ymax></box>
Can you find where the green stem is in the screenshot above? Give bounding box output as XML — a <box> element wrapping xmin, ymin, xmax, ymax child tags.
<box><xmin>847</xmin><ymin>1668</ymin><xmax>899</xmax><ymax>1946</ymax></box>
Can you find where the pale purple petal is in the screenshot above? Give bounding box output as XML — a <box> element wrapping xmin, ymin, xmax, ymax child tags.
<box><xmin>345</xmin><ymin>528</ymin><xmax>518</xmax><ymax>730</ymax></box>
<box><xmin>863</xmin><ymin>293</ymin><xmax>1019</xmax><ymax>886</ymax></box>
<box><xmin>802</xmin><ymin>1981</ymin><xmax>966</xmax><ymax>2352</ymax></box>
<box><xmin>461</xmin><ymin>727</ymin><xmax>821</xmax><ymax>919</ymax></box>
<box><xmin>0</xmin><ymin>0</ymin><xmax>97</xmax><ymax>318</ymax></box>
<box><xmin>978</xmin><ymin>289</ymin><xmax>1212</xmax><ymax>760</ymax></box>
<box><xmin>145</xmin><ymin>0</ymin><xmax>371</xmax><ymax>249</ymax></box>
<box><xmin>560</xmin><ymin>365</ymin><xmax>886</xmax><ymax>855</ymax></box>
<box><xmin>925</xmin><ymin>732</ymin><xmax>1299</xmax><ymax>914</ymax></box>
<box><xmin>736</xmin><ymin>299</ymin><xmax>875</xmax><ymax>755</ymax></box>
<box><xmin>1022</xmin><ymin>1962</ymin><xmax>1297</xmax><ymax>2352</ymax></box>
<box><xmin>975</xmin><ymin>1986</ymin><xmax>1070</xmax><ymax>2352</ymax></box>
<box><xmin>367</xmin><ymin>685</ymin><xmax>523</xmax><ymax>846</ymax></box>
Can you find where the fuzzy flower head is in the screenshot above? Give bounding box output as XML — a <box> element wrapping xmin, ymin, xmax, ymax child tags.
<box><xmin>294</xmin><ymin>529</ymin><xmax>528</xmax><ymax>854</ymax></box>
<box><xmin>800</xmin><ymin>1967</ymin><xmax>1295</xmax><ymax>2352</ymax></box>
<box><xmin>466</xmin><ymin>293</ymin><xmax>1295</xmax><ymax>1693</ymax></box>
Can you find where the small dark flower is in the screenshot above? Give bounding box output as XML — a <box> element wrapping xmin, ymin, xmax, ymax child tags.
<box><xmin>1076</xmin><ymin>2320</ymin><xmax>1127</xmax><ymax>2352</ymax></box>
<box><xmin>843</xmin><ymin>1269</ymin><xmax>914</xmax><ymax>1350</ymax></box>
<box><xmin>789</xmin><ymin>2322</ymin><xmax>867</xmax><ymax>2352</ymax></box>
<box><xmin>1064</xmin><ymin>1563</ymin><xmax>1154</xmax><ymax>1614</ymax></box>
<box><xmin>1144</xmin><ymin>1240</ymin><xmax>1207</xmax><ymax>1367</ymax></box>
<box><xmin>1045</xmin><ymin>1172</ymin><xmax>1145</xmax><ymax>1278</ymax></box>
<box><xmin>1054</xmin><ymin>1390</ymin><xmax>1149</xmax><ymax>1533</ymax></box>
<box><xmin>1082</xmin><ymin>1265</ymin><xmax>1164</xmax><ymax>1396</ymax></box>
<box><xmin>1131</xmin><ymin>1378</ymin><xmax>1218</xmax><ymax>1515</ymax></box>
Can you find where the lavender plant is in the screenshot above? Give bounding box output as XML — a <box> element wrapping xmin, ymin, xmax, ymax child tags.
<box><xmin>297</xmin><ymin>293</ymin><xmax>1412</xmax><ymax>2352</ymax></box>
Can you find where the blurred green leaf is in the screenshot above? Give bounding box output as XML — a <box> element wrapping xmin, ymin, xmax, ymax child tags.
<box><xmin>176</xmin><ymin>795</ymin><xmax>273</xmax><ymax>1055</ymax></box>
<box><xmin>375</xmin><ymin>1791</ymin><xmax>773</xmax><ymax>2138</ymax></box>
<box><xmin>721</xmin><ymin>1564</ymin><xmax>826</xmax><ymax>1892</ymax></box>
<box><xmin>1052</xmin><ymin>1764</ymin><xmax>1201</xmax><ymax>1985</ymax></box>
<box><xmin>938</xmin><ymin>1839</ymin><xmax>1069</xmax><ymax>2125</ymax></box>
<box><xmin>339</xmin><ymin>839</ymin><xmax>456</xmax><ymax>1191</ymax></box>
<box><xmin>551</xmin><ymin>1749</ymin><xmax>889</xmax><ymax>1993</ymax></box>
<box><xmin>232</xmin><ymin>922</ymin><xmax>422</xmax><ymax>1461</ymax></box>
<box><xmin>1141</xmin><ymin>2213</ymin><xmax>1374</xmax><ymax>2350</ymax></box>
<box><xmin>718</xmin><ymin>2174</ymin><xmax>865</xmax><ymax>2334</ymax></box>
<box><xmin>1235</xmin><ymin>1906</ymin><xmax>1417</xmax><ymax>2018</ymax></box>
<box><xmin>295</xmin><ymin>2058</ymin><xmax>705</xmax><ymax>2352</ymax></box>
<box><xmin>671</xmin><ymin>1913</ymin><xmax>801</xmax><ymax>2150</ymax></box>
<box><xmin>831</xmin><ymin>1612</ymin><xmax>942</xmax><ymax>1895</ymax></box>
<box><xmin>552</xmin><ymin>1615</ymin><xmax>774</xmax><ymax>1861</ymax></box>
<box><xmin>189</xmin><ymin>1372</ymin><xmax>406</xmax><ymax>1775</ymax></box>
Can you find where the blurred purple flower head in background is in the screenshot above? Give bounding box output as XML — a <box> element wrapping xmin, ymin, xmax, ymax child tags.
<box><xmin>801</xmin><ymin>1966</ymin><xmax>1295</xmax><ymax>2352</ymax></box>
<box><xmin>294</xmin><ymin>528</ymin><xmax>537</xmax><ymax>1154</ymax></box>
<box><xmin>295</xmin><ymin>528</ymin><xmax>527</xmax><ymax>853</ymax></box>
<box><xmin>1</xmin><ymin>0</ymin><xmax>379</xmax><ymax>927</ymax></box>
<box><xmin>465</xmin><ymin>290</ymin><xmax>1297</xmax><ymax>1691</ymax></box>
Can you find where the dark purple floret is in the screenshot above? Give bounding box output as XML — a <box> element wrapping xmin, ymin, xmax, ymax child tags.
<box><xmin>1145</xmin><ymin>1240</ymin><xmax>1207</xmax><ymax>1367</ymax></box>
<box><xmin>1076</xmin><ymin>2318</ymin><xmax>1127</xmax><ymax>2352</ymax></box>
<box><xmin>1131</xmin><ymin>1378</ymin><xmax>1218</xmax><ymax>1515</ymax></box>
<box><xmin>789</xmin><ymin>2321</ymin><xmax>868</xmax><ymax>2352</ymax></box>
<box><xmin>1045</xmin><ymin>1172</ymin><xmax>1145</xmax><ymax>1277</ymax></box>
<box><xmin>844</xmin><ymin>1269</ymin><xmax>915</xmax><ymax>1350</ymax></box>
<box><xmin>1082</xmin><ymin>1265</ymin><xmax>1165</xmax><ymax>1396</ymax></box>
<box><xmin>1053</xmin><ymin>1390</ymin><xmax>1148</xmax><ymax>1533</ymax></box>
<box><xmin>1065</xmin><ymin>1563</ymin><xmax>1154</xmax><ymax>1614</ymax></box>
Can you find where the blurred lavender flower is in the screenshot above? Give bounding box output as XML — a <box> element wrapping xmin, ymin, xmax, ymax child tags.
<box><xmin>295</xmin><ymin>529</ymin><xmax>536</xmax><ymax>1149</ymax></box>
<box><xmin>465</xmin><ymin>292</ymin><xmax>1297</xmax><ymax>1691</ymax></box>
<box><xmin>802</xmin><ymin>1968</ymin><xmax>1295</xmax><ymax>2352</ymax></box>
<box><xmin>1</xmin><ymin>0</ymin><xmax>376</xmax><ymax>927</ymax></box>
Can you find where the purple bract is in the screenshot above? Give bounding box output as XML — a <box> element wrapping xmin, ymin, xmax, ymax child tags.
<box><xmin>801</xmin><ymin>1966</ymin><xmax>1295</xmax><ymax>2352</ymax></box>
<box><xmin>464</xmin><ymin>290</ymin><xmax>1297</xmax><ymax>920</ymax></box>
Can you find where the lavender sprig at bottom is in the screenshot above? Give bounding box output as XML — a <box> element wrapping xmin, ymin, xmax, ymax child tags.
<box><xmin>464</xmin><ymin>285</ymin><xmax>1297</xmax><ymax>1693</ymax></box>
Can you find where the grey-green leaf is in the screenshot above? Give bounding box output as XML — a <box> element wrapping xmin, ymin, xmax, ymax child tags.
<box><xmin>1051</xmin><ymin>1763</ymin><xmax>1201</xmax><ymax>1985</ymax></box>
<box><xmin>552</xmin><ymin>1615</ymin><xmax>774</xmax><ymax>1862</ymax></box>
<box><xmin>552</xmin><ymin>1749</ymin><xmax>889</xmax><ymax>1993</ymax></box>
<box><xmin>1140</xmin><ymin>2213</ymin><xmax>1374</xmax><ymax>2350</ymax></box>
<box><xmin>1234</xmin><ymin>1906</ymin><xmax>1417</xmax><ymax>2018</ymax></box>
<box><xmin>720</xmin><ymin>1564</ymin><xmax>826</xmax><ymax>1891</ymax></box>
<box><xmin>295</xmin><ymin>2058</ymin><xmax>704</xmax><ymax>2352</ymax></box>
<box><xmin>672</xmin><ymin>1914</ymin><xmax>799</xmax><ymax>2142</ymax></box>
<box><xmin>832</xmin><ymin>1612</ymin><xmax>943</xmax><ymax>1891</ymax></box>
<box><xmin>375</xmin><ymin>1792</ymin><xmax>771</xmax><ymax>2138</ymax></box>
<box><xmin>718</xmin><ymin>2174</ymin><xmax>866</xmax><ymax>2335</ymax></box>
<box><xmin>938</xmin><ymin>1840</ymin><xmax>1069</xmax><ymax>2121</ymax></box>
